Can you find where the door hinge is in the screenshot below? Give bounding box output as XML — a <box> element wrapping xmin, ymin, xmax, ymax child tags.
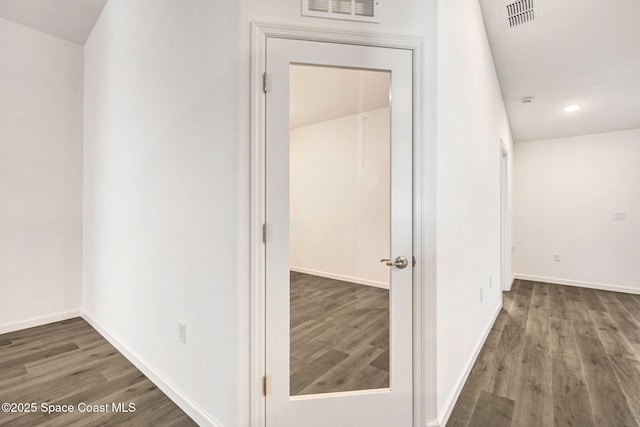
<box><xmin>263</xmin><ymin>72</ymin><xmax>270</xmax><ymax>93</ymax></box>
<box><xmin>412</xmin><ymin>256</ymin><xmax>416</xmax><ymax>267</ymax></box>
<box><xmin>263</xmin><ymin>376</ymin><xmax>268</xmax><ymax>396</ymax></box>
<box><xmin>262</xmin><ymin>223</ymin><xmax>268</xmax><ymax>244</ymax></box>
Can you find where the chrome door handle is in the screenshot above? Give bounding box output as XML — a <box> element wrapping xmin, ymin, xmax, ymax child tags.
<box><xmin>380</xmin><ymin>256</ymin><xmax>408</xmax><ymax>270</ymax></box>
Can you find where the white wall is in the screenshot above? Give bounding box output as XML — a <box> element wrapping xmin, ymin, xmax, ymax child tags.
<box><xmin>290</xmin><ymin>108</ymin><xmax>391</xmax><ymax>288</ymax></box>
<box><xmin>82</xmin><ymin>1</ymin><xmax>242</xmax><ymax>426</ymax></box>
<box><xmin>83</xmin><ymin>0</ymin><xmax>511</xmax><ymax>425</ymax></box>
<box><xmin>0</xmin><ymin>17</ymin><xmax>83</xmax><ymax>332</ymax></box>
<box><xmin>514</xmin><ymin>128</ymin><xmax>640</xmax><ymax>292</ymax></box>
<box><xmin>436</xmin><ymin>0</ymin><xmax>514</xmax><ymax>423</ymax></box>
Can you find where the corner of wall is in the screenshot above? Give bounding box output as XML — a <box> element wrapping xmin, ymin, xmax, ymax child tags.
<box><xmin>81</xmin><ymin>313</ymin><xmax>225</xmax><ymax>427</ymax></box>
<box><xmin>0</xmin><ymin>311</ymin><xmax>81</xmax><ymax>335</ymax></box>
<box><xmin>437</xmin><ymin>302</ymin><xmax>502</xmax><ymax>427</ymax></box>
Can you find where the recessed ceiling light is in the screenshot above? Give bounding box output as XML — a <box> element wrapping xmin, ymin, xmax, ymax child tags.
<box><xmin>563</xmin><ymin>104</ymin><xmax>581</xmax><ymax>113</ymax></box>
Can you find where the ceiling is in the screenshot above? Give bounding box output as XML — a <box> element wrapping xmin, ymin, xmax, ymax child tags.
<box><xmin>479</xmin><ymin>0</ymin><xmax>640</xmax><ymax>142</ymax></box>
<box><xmin>0</xmin><ymin>0</ymin><xmax>107</xmax><ymax>45</ymax></box>
<box><xmin>1</xmin><ymin>0</ymin><xmax>637</xmax><ymax>141</ymax></box>
<box><xmin>290</xmin><ymin>65</ymin><xmax>390</xmax><ymax>129</ymax></box>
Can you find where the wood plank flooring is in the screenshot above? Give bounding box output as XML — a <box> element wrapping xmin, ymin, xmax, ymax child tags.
<box><xmin>448</xmin><ymin>280</ymin><xmax>640</xmax><ymax>427</ymax></box>
<box><xmin>290</xmin><ymin>271</ymin><xmax>389</xmax><ymax>395</ymax></box>
<box><xmin>0</xmin><ymin>317</ymin><xmax>196</xmax><ymax>427</ymax></box>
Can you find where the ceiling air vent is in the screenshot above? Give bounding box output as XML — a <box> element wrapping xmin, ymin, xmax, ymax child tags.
<box><xmin>505</xmin><ymin>0</ymin><xmax>536</xmax><ymax>28</ymax></box>
<box><xmin>303</xmin><ymin>0</ymin><xmax>379</xmax><ymax>23</ymax></box>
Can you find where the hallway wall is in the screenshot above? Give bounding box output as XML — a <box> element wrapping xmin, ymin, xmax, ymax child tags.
<box><xmin>0</xmin><ymin>17</ymin><xmax>83</xmax><ymax>332</ymax></box>
<box><xmin>514</xmin><ymin>128</ymin><xmax>640</xmax><ymax>292</ymax></box>
<box><xmin>82</xmin><ymin>1</ymin><xmax>241</xmax><ymax>425</ymax></box>
<box><xmin>83</xmin><ymin>0</ymin><xmax>513</xmax><ymax>425</ymax></box>
<box><xmin>436</xmin><ymin>0</ymin><xmax>515</xmax><ymax>422</ymax></box>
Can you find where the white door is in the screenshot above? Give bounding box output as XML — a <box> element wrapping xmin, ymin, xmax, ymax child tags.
<box><xmin>265</xmin><ymin>37</ymin><xmax>413</xmax><ymax>427</ymax></box>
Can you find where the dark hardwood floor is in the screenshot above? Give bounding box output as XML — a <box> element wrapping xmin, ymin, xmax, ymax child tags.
<box><xmin>448</xmin><ymin>279</ymin><xmax>640</xmax><ymax>427</ymax></box>
<box><xmin>0</xmin><ymin>317</ymin><xmax>196</xmax><ymax>427</ymax></box>
<box><xmin>13</xmin><ymin>279</ymin><xmax>636</xmax><ymax>425</ymax></box>
<box><xmin>290</xmin><ymin>271</ymin><xmax>390</xmax><ymax>395</ymax></box>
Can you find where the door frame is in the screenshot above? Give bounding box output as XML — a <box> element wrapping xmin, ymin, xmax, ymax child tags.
<box><xmin>249</xmin><ymin>22</ymin><xmax>426</xmax><ymax>427</ymax></box>
<box><xmin>500</xmin><ymin>140</ymin><xmax>512</xmax><ymax>291</ymax></box>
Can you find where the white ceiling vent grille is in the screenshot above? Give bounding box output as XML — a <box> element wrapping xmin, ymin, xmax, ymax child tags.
<box><xmin>303</xmin><ymin>0</ymin><xmax>379</xmax><ymax>23</ymax></box>
<box><xmin>505</xmin><ymin>0</ymin><xmax>536</xmax><ymax>28</ymax></box>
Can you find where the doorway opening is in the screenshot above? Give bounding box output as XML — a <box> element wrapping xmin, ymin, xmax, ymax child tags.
<box><xmin>500</xmin><ymin>142</ymin><xmax>511</xmax><ymax>291</ymax></box>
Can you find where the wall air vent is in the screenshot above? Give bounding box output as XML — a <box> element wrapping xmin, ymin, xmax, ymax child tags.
<box><xmin>505</xmin><ymin>0</ymin><xmax>536</xmax><ymax>28</ymax></box>
<box><xmin>303</xmin><ymin>0</ymin><xmax>379</xmax><ymax>23</ymax></box>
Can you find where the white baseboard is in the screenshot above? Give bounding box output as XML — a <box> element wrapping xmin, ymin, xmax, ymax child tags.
<box><xmin>437</xmin><ymin>302</ymin><xmax>502</xmax><ymax>427</ymax></box>
<box><xmin>0</xmin><ymin>310</ymin><xmax>81</xmax><ymax>335</ymax></box>
<box><xmin>502</xmin><ymin>275</ymin><xmax>515</xmax><ymax>292</ymax></box>
<box><xmin>82</xmin><ymin>313</ymin><xmax>223</xmax><ymax>427</ymax></box>
<box><xmin>290</xmin><ymin>266</ymin><xmax>390</xmax><ymax>289</ymax></box>
<box><xmin>514</xmin><ymin>274</ymin><xmax>640</xmax><ymax>295</ymax></box>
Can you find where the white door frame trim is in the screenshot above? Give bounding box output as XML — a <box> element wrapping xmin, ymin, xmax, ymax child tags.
<box><xmin>500</xmin><ymin>139</ymin><xmax>512</xmax><ymax>292</ymax></box>
<box><xmin>249</xmin><ymin>22</ymin><xmax>426</xmax><ymax>427</ymax></box>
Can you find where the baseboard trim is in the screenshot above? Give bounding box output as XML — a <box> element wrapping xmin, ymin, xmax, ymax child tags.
<box><xmin>0</xmin><ymin>310</ymin><xmax>81</xmax><ymax>335</ymax></box>
<box><xmin>437</xmin><ymin>302</ymin><xmax>502</xmax><ymax>427</ymax></box>
<box><xmin>502</xmin><ymin>275</ymin><xmax>515</xmax><ymax>292</ymax></box>
<box><xmin>426</xmin><ymin>420</ymin><xmax>441</xmax><ymax>427</ymax></box>
<box><xmin>82</xmin><ymin>313</ymin><xmax>223</xmax><ymax>427</ymax></box>
<box><xmin>514</xmin><ymin>274</ymin><xmax>640</xmax><ymax>295</ymax></box>
<box><xmin>290</xmin><ymin>266</ymin><xmax>390</xmax><ymax>289</ymax></box>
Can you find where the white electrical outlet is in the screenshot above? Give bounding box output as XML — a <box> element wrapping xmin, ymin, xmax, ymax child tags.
<box><xmin>489</xmin><ymin>277</ymin><xmax>493</xmax><ymax>289</ymax></box>
<box><xmin>178</xmin><ymin>322</ymin><xmax>187</xmax><ymax>344</ymax></box>
<box><xmin>480</xmin><ymin>288</ymin><xmax>484</xmax><ymax>302</ymax></box>
<box><xmin>553</xmin><ymin>253</ymin><xmax>560</xmax><ymax>262</ymax></box>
